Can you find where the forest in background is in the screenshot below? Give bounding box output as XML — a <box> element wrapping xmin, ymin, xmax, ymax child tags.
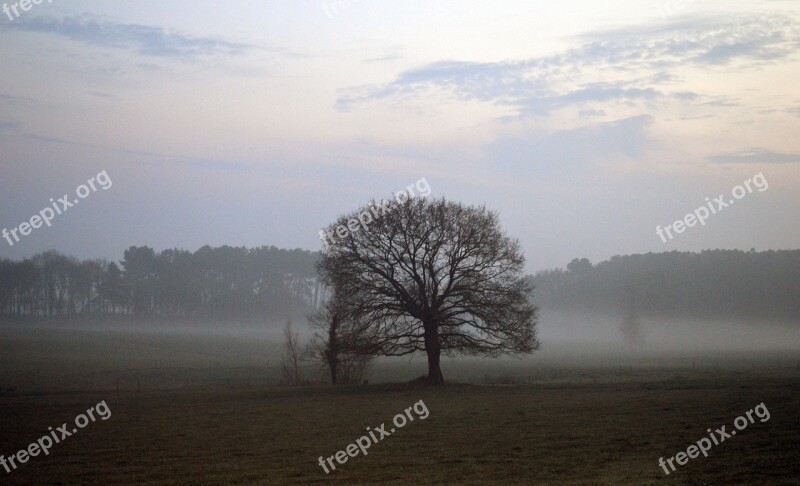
<box><xmin>0</xmin><ymin>246</ymin><xmax>322</xmax><ymax>321</ymax></box>
<box><xmin>1</xmin><ymin>247</ymin><xmax>798</xmax><ymax>323</ymax></box>
<box><xmin>531</xmin><ymin>249</ymin><xmax>800</xmax><ymax>321</ymax></box>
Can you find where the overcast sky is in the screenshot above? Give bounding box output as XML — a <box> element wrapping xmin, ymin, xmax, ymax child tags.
<box><xmin>1</xmin><ymin>0</ymin><xmax>798</xmax><ymax>272</ymax></box>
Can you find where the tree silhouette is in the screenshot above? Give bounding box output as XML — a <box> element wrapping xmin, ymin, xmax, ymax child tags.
<box><xmin>280</xmin><ymin>318</ymin><xmax>303</xmax><ymax>385</ymax></box>
<box><xmin>307</xmin><ymin>292</ymin><xmax>372</xmax><ymax>384</ymax></box>
<box><xmin>319</xmin><ymin>198</ymin><xmax>539</xmax><ymax>385</ymax></box>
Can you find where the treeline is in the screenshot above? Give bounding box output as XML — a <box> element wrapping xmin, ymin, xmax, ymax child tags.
<box><xmin>4</xmin><ymin>247</ymin><xmax>799</xmax><ymax>323</ymax></box>
<box><xmin>531</xmin><ymin>250</ymin><xmax>800</xmax><ymax>321</ymax></box>
<box><xmin>0</xmin><ymin>246</ymin><xmax>324</xmax><ymax>321</ymax></box>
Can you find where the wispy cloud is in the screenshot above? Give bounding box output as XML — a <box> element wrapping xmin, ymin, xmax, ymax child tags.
<box><xmin>574</xmin><ymin>14</ymin><xmax>799</xmax><ymax>66</ymax></box>
<box><xmin>14</xmin><ymin>129</ymin><xmax>255</xmax><ymax>171</ymax></box>
<box><xmin>364</xmin><ymin>54</ymin><xmax>403</xmax><ymax>63</ymax></box>
<box><xmin>518</xmin><ymin>83</ymin><xmax>697</xmax><ymax>117</ymax></box>
<box><xmin>0</xmin><ymin>93</ymin><xmax>35</xmax><ymax>104</ymax></box>
<box><xmin>695</xmin><ymin>36</ymin><xmax>791</xmax><ymax>64</ymax></box>
<box><xmin>710</xmin><ymin>148</ymin><xmax>800</xmax><ymax>164</ymax></box>
<box><xmin>89</xmin><ymin>91</ymin><xmax>116</xmax><ymax>99</ymax></box>
<box><xmin>579</xmin><ymin>109</ymin><xmax>606</xmax><ymax>118</ymax></box>
<box><xmin>4</xmin><ymin>16</ymin><xmax>255</xmax><ymax>60</ymax></box>
<box><xmin>22</xmin><ymin>133</ymin><xmax>83</xmax><ymax>145</ymax></box>
<box><xmin>337</xmin><ymin>14</ymin><xmax>800</xmax><ymax>116</ymax></box>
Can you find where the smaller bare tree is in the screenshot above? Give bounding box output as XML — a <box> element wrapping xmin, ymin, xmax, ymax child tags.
<box><xmin>307</xmin><ymin>295</ymin><xmax>372</xmax><ymax>385</ymax></box>
<box><xmin>280</xmin><ymin>317</ymin><xmax>303</xmax><ymax>385</ymax></box>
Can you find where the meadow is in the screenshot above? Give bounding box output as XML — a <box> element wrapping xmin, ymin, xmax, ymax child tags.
<box><xmin>0</xmin><ymin>323</ymin><xmax>798</xmax><ymax>485</ymax></box>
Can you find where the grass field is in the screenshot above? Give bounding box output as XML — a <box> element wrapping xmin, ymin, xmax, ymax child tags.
<box><xmin>0</xmin><ymin>324</ymin><xmax>798</xmax><ymax>485</ymax></box>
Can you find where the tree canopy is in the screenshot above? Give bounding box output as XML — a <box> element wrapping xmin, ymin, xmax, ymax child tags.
<box><xmin>319</xmin><ymin>197</ymin><xmax>539</xmax><ymax>385</ymax></box>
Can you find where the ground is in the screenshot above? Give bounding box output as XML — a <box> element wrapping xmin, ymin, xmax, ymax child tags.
<box><xmin>0</xmin><ymin>325</ymin><xmax>798</xmax><ymax>485</ymax></box>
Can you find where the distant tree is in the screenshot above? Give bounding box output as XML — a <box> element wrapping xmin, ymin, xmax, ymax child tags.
<box><xmin>101</xmin><ymin>262</ymin><xmax>129</xmax><ymax>314</ymax></box>
<box><xmin>30</xmin><ymin>251</ymin><xmax>76</xmax><ymax>317</ymax></box>
<box><xmin>280</xmin><ymin>318</ymin><xmax>303</xmax><ymax>385</ymax></box>
<box><xmin>307</xmin><ymin>294</ymin><xmax>372</xmax><ymax>385</ymax></box>
<box><xmin>73</xmin><ymin>260</ymin><xmax>103</xmax><ymax>314</ymax></box>
<box><xmin>15</xmin><ymin>259</ymin><xmax>39</xmax><ymax>317</ymax></box>
<box><xmin>319</xmin><ymin>197</ymin><xmax>539</xmax><ymax>385</ymax></box>
<box><xmin>566</xmin><ymin>258</ymin><xmax>592</xmax><ymax>275</ymax></box>
<box><xmin>0</xmin><ymin>260</ymin><xmax>11</xmax><ymax>316</ymax></box>
<box><xmin>121</xmin><ymin>246</ymin><xmax>159</xmax><ymax>315</ymax></box>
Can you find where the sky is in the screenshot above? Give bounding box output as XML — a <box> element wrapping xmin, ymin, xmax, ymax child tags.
<box><xmin>0</xmin><ymin>0</ymin><xmax>798</xmax><ymax>273</ymax></box>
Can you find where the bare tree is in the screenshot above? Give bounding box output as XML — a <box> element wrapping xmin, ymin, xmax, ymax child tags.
<box><xmin>280</xmin><ymin>317</ymin><xmax>303</xmax><ymax>385</ymax></box>
<box><xmin>307</xmin><ymin>294</ymin><xmax>372</xmax><ymax>384</ymax></box>
<box><xmin>319</xmin><ymin>197</ymin><xmax>539</xmax><ymax>385</ymax></box>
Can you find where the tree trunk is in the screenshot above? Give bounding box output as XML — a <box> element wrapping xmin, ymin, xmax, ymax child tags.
<box><xmin>423</xmin><ymin>324</ymin><xmax>445</xmax><ymax>385</ymax></box>
<box><xmin>329</xmin><ymin>319</ymin><xmax>339</xmax><ymax>385</ymax></box>
<box><xmin>330</xmin><ymin>359</ymin><xmax>338</xmax><ymax>385</ymax></box>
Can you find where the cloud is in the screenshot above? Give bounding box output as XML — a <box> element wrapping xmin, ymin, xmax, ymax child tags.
<box><xmin>4</xmin><ymin>16</ymin><xmax>255</xmax><ymax>60</ymax></box>
<box><xmin>364</xmin><ymin>54</ymin><xmax>403</xmax><ymax>63</ymax></box>
<box><xmin>89</xmin><ymin>91</ymin><xmax>116</xmax><ymax>99</ymax></box>
<box><xmin>518</xmin><ymin>84</ymin><xmax>696</xmax><ymax>117</ymax></box>
<box><xmin>336</xmin><ymin>60</ymin><xmax>541</xmax><ymax>110</ymax></box>
<box><xmin>22</xmin><ymin>133</ymin><xmax>83</xmax><ymax>145</ymax></box>
<box><xmin>694</xmin><ymin>36</ymin><xmax>791</xmax><ymax>64</ymax></box>
<box><xmin>0</xmin><ymin>93</ymin><xmax>35</xmax><ymax>104</ymax></box>
<box><xmin>572</xmin><ymin>14</ymin><xmax>799</xmax><ymax>67</ymax></box>
<box><xmin>710</xmin><ymin>148</ymin><xmax>800</xmax><ymax>164</ymax></box>
<box><xmin>579</xmin><ymin>109</ymin><xmax>606</xmax><ymax>118</ymax></box>
<box><xmin>337</xmin><ymin>14</ymin><xmax>800</xmax><ymax>116</ymax></box>
<box><xmin>12</xmin><ymin>129</ymin><xmax>255</xmax><ymax>172</ymax></box>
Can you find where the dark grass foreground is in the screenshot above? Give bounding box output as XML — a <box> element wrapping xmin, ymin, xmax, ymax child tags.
<box><xmin>0</xmin><ymin>375</ymin><xmax>798</xmax><ymax>485</ymax></box>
